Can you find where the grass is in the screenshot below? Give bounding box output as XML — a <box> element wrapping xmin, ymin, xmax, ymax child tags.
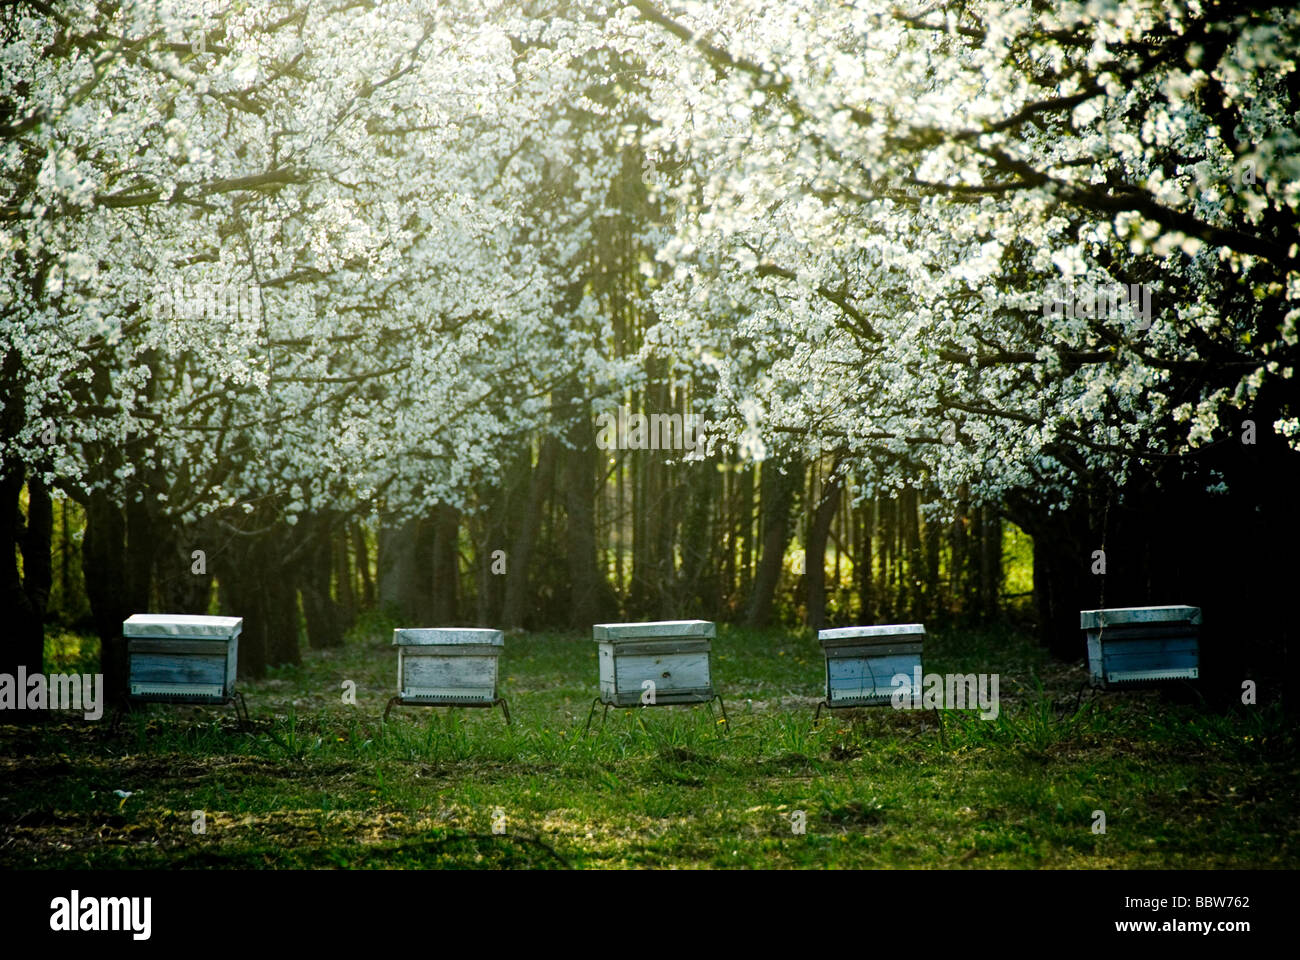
<box><xmin>1</xmin><ymin>616</ymin><xmax>1296</xmax><ymax>869</ymax></box>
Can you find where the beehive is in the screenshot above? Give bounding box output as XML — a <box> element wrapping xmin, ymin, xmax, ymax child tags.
<box><xmin>124</xmin><ymin>614</ymin><xmax>242</xmax><ymax>704</ymax></box>
<box><xmin>1081</xmin><ymin>605</ymin><xmax>1200</xmax><ymax>688</ymax></box>
<box><xmin>393</xmin><ymin>627</ymin><xmax>504</xmax><ymax>704</ymax></box>
<box><xmin>593</xmin><ymin>620</ymin><xmax>715</xmax><ymax>706</ymax></box>
<box><xmin>818</xmin><ymin>623</ymin><xmax>925</xmax><ymax>707</ymax></box>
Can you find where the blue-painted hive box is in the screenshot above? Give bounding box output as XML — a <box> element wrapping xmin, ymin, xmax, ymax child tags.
<box><xmin>593</xmin><ymin>620</ymin><xmax>715</xmax><ymax>706</ymax></box>
<box><xmin>393</xmin><ymin>627</ymin><xmax>504</xmax><ymax>704</ymax></box>
<box><xmin>124</xmin><ymin>613</ymin><xmax>242</xmax><ymax>704</ymax></box>
<box><xmin>1081</xmin><ymin>605</ymin><xmax>1200</xmax><ymax>688</ymax></box>
<box><xmin>818</xmin><ymin>623</ymin><xmax>925</xmax><ymax>706</ymax></box>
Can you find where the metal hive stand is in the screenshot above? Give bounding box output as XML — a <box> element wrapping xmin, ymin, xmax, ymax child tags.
<box><xmin>383</xmin><ymin>695</ymin><xmax>512</xmax><ymax>725</ymax></box>
<box><xmin>812</xmin><ymin>696</ymin><xmax>892</xmax><ymax>726</ymax></box>
<box><xmin>112</xmin><ymin>690</ymin><xmax>251</xmax><ymax>732</ymax></box>
<box><xmin>583</xmin><ymin>693</ymin><xmax>728</xmax><ymax>733</ymax></box>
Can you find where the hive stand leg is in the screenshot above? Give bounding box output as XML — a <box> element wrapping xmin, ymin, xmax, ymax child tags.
<box><xmin>230</xmin><ymin>691</ymin><xmax>251</xmax><ymax>729</ymax></box>
<box><xmin>1180</xmin><ymin>678</ymin><xmax>1206</xmax><ymax>705</ymax></box>
<box><xmin>813</xmin><ymin>700</ymin><xmax>828</xmax><ymax>728</ymax></box>
<box><xmin>584</xmin><ymin>696</ymin><xmax>602</xmax><ymax>734</ymax></box>
<box><xmin>710</xmin><ymin>694</ymin><xmax>729</xmax><ymax>733</ymax></box>
<box><xmin>383</xmin><ymin>696</ymin><xmax>402</xmax><ymax>722</ymax></box>
<box><xmin>1070</xmin><ymin>681</ymin><xmax>1088</xmax><ymax>715</ymax></box>
<box><xmin>496</xmin><ymin>697</ymin><xmax>512</xmax><ymax>725</ymax></box>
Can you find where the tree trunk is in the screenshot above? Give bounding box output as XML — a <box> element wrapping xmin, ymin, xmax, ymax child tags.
<box><xmin>265</xmin><ymin>529</ymin><xmax>301</xmax><ymax>666</ymax></box>
<box><xmin>301</xmin><ymin>517</ymin><xmax>343</xmax><ymax>649</ymax></box>
<box><xmin>979</xmin><ymin>506</ymin><xmax>1003</xmax><ymax>619</ymax></box>
<box><xmin>804</xmin><ymin>467</ymin><xmax>842</xmax><ymax>632</ymax></box>
<box><xmin>857</xmin><ymin>498</ymin><xmax>875</xmax><ymax>624</ymax></box>
<box><xmin>738</xmin><ymin>464</ymin><xmax>754</xmax><ymax>605</ymax></box>
<box><xmin>923</xmin><ymin>492</ymin><xmax>941</xmax><ymax>620</ymax></box>
<box><xmin>475</xmin><ymin>483</ymin><xmax>507</xmax><ymax>626</ymax></box>
<box><xmin>950</xmin><ymin>491</ymin><xmax>970</xmax><ymax>622</ymax></box>
<box><xmin>0</xmin><ymin>469</ymin><xmax>49</xmax><ymax>684</ymax></box>
<box><xmin>564</xmin><ymin>408</ymin><xmax>607</xmax><ymax>628</ymax></box>
<box><xmin>153</xmin><ymin>523</ymin><xmax>213</xmax><ymax>614</ymax></box>
<box><xmin>218</xmin><ymin>537</ymin><xmax>266</xmax><ymax>680</ymax></box>
<box><xmin>354</xmin><ymin>522</ymin><xmax>374</xmax><ymax>608</ymax></box>
<box><xmin>902</xmin><ymin>486</ymin><xmax>924</xmax><ymax>620</ymax></box>
<box><xmin>431</xmin><ymin>503</ymin><xmax>460</xmax><ymax>624</ymax></box>
<box><xmin>81</xmin><ymin>489</ymin><xmax>132</xmax><ymax>701</ymax></box>
<box><xmin>746</xmin><ymin>456</ymin><xmax>801</xmax><ymax>627</ymax></box>
<box><xmin>335</xmin><ymin>524</ymin><xmax>356</xmax><ymax>626</ymax></box>
<box><xmin>377</xmin><ymin>519</ymin><xmax>421</xmax><ymax>621</ymax></box>
<box><xmin>502</xmin><ymin>437</ymin><xmax>558</xmax><ymax>629</ymax></box>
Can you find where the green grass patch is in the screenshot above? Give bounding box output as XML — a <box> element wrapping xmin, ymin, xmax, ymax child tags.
<box><xmin>2</xmin><ymin>620</ymin><xmax>1295</xmax><ymax>868</ymax></box>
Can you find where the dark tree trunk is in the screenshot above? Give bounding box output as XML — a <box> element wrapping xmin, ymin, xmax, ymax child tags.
<box><xmin>431</xmin><ymin>503</ymin><xmax>460</xmax><ymax>624</ymax></box>
<box><xmin>1010</xmin><ymin>495</ymin><xmax>1102</xmax><ymax>661</ymax></box>
<box><xmin>857</xmin><ymin>499</ymin><xmax>874</xmax><ymax>624</ymax></box>
<box><xmin>502</xmin><ymin>437</ymin><xmax>558</xmax><ymax>629</ymax></box>
<box><xmin>880</xmin><ymin>496</ymin><xmax>896</xmax><ymax>621</ymax></box>
<box><xmin>219</xmin><ymin>523</ymin><xmax>301</xmax><ymax>674</ymax></box>
<box><xmin>950</xmin><ymin>491</ymin><xmax>970</xmax><ymax>622</ymax></box>
<box><xmin>81</xmin><ymin>489</ymin><xmax>132</xmax><ymax>702</ymax></box>
<box><xmin>219</xmin><ymin>549</ymin><xmax>264</xmax><ymax>679</ymax></box>
<box><xmin>354</xmin><ymin>522</ymin><xmax>374</xmax><ymax>607</ymax></box>
<box><xmin>804</xmin><ymin>468</ymin><xmax>842</xmax><ymax>632</ymax></box>
<box><xmin>902</xmin><ymin>486</ymin><xmax>924</xmax><ymax>620</ymax></box>
<box><xmin>681</xmin><ymin>450</ymin><xmax>716</xmax><ymax>619</ymax></box>
<box><xmin>746</xmin><ymin>456</ymin><xmax>801</xmax><ymax>627</ymax></box>
<box><xmin>22</xmin><ymin>477</ymin><xmax>53</xmax><ymax>633</ymax></box>
<box><xmin>264</xmin><ymin>530</ymin><xmax>301</xmax><ymax>665</ymax></box>
<box><xmin>153</xmin><ymin>523</ymin><xmax>213</xmax><ymax>614</ymax></box>
<box><xmin>377</xmin><ymin>519</ymin><xmax>421</xmax><ymax>621</ymax></box>
<box><xmin>59</xmin><ymin>497</ymin><xmax>71</xmax><ymax>619</ymax></box>
<box><xmin>922</xmin><ymin>492</ymin><xmax>941</xmax><ymax>620</ymax></box>
<box><xmin>564</xmin><ymin>407</ymin><xmax>607</xmax><ymax>629</ymax></box>
<box><xmin>965</xmin><ymin>503</ymin><xmax>983</xmax><ymax>617</ymax></box>
<box><xmin>979</xmin><ymin>506</ymin><xmax>1002</xmax><ymax>620</ymax></box>
<box><xmin>335</xmin><ymin>525</ymin><xmax>356</xmax><ymax>626</ymax></box>
<box><xmin>738</xmin><ymin>464</ymin><xmax>755</xmax><ymax>604</ymax></box>
<box><xmin>301</xmin><ymin>517</ymin><xmax>343</xmax><ymax>650</ymax></box>
<box><xmin>0</xmin><ymin>468</ymin><xmax>49</xmax><ymax>683</ymax></box>
<box><xmin>476</xmin><ymin>483</ymin><xmax>508</xmax><ymax>627</ymax></box>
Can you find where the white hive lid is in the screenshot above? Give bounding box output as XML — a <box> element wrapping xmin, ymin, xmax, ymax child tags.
<box><xmin>1080</xmin><ymin>606</ymin><xmax>1202</xmax><ymax>630</ymax></box>
<box><xmin>393</xmin><ymin>627</ymin><xmax>504</xmax><ymax>646</ymax></box>
<box><xmin>819</xmin><ymin>624</ymin><xmax>926</xmax><ymax>641</ymax></box>
<box><xmin>123</xmin><ymin>613</ymin><xmax>243</xmax><ymax>639</ymax></box>
<box><xmin>593</xmin><ymin>620</ymin><xmax>715</xmax><ymax>642</ymax></box>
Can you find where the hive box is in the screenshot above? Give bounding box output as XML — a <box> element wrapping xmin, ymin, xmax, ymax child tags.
<box><xmin>593</xmin><ymin>620</ymin><xmax>715</xmax><ymax>706</ymax></box>
<box><xmin>1081</xmin><ymin>605</ymin><xmax>1200</xmax><ymax>688</ymax></box>
<box><xmin>394</xmin><ymin>627</ymin><xmax>504</xmax><ymax>704</ymax></box>
<box><xmin>124</xmin><ymin>614</ymin><xmax>242</xmax><ymax>704</ymax></box>
<box><xmin>818</xmin><ymin>623</ymin><xmax>925</xmax><ymax>707</ymax></box>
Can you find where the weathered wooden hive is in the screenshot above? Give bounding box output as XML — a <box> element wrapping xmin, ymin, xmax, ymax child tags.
<box><xmin>124</xmin><ymin>613</ymin><xmax>242</xmax><ymax>704</ymax></box>
<box><xmin>818</xmin><ymin>623</ymin><xmax>925</xmax><ymax>707</ymax></box>
<box><xmin>1081</xmin><ymin>605</ymin><xmax>1200</xmax><ymax>688</ymax></box>
<box><xmin>593</xmin><ymin>620</ymin><xmax>715</xmax><ymax>706</ymax></box>
<box><xmin>393</xmin><ymin>627</ymin><xmax>504</xmax><ymax>704</ymax></box>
